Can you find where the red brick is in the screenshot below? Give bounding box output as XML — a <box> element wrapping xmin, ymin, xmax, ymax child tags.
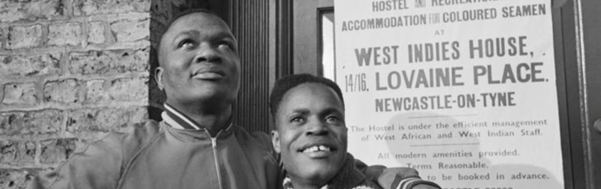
<box><xmin>0</xmin><ymin>53</ymin><xmax>61</xmax><ymax>78</ymax></box>
<box><xmin>74</xmin><ymin>0</ymin><xmax>150</xmax><ymax>16</ymax></box>
<box><xmin>110</xmin><ymin>18</ymin><xmax>150</xmax><ymax>43</ymax></box>
<box><xmin>87</xmin><ymin>21</ymin><xmax>105</xmax><ymax>44</ymax></box>
<box><xmin>43</xmin><ymin>79</ymin><xmax>80</xmax><ymax>104</ymax></box>
<box><xmin>6</xmin><ymin>25</ymin><xmax>43</xmax><ymax>50</ymax></box>
<box><xmin>96</xmin><ymin>108</ymin><xmax>134</xmax><ymax>129</ymax></box>
<box><xmin>108</xmin><ymin>77</ymin><xmax>148</xmax><ymax>102</ymax></box>
<box><xmin>68</xmin><ymin>48</ymin><xmax>148</xmax><ymax>75</ymax></box>
<box><xmin>0</xmin><ymin>28</ymin><xmax>4</xmax><ymax>49</ymax></box>
<box><xmin>0</xmin><ymin>109</ymin><xmax>63</xmax><ymax>135</ymax></box>
<box><xmin>65</xmin><ymin>109</ymin><xmax>109</xmax><ymax>133</ymax></box>
<box><xmin>0</xmin><ymin>0</ymin><xmax>66</xmax><ymax>23</ymax></box>
<box><xmin>2</xmin><ymin>83</ymin><xmax>37</xmax><ymax>105</ymax></box>
<box><xmin>68</xmin><ymin>51</ymin><xmax>110</xmax><ymax>75</ymax></box>
<box><xmin>66</xmin><ymin>108</ymin><xmax>141</xmax><ymax>134</ymax></box>
<box><xmin>0</xmin><ymin>169</ymin><xmax>40</xmax><ymax>189</ymax></box>
<box><xmin>39</xmin><ymin>138</ymin><xmax>76</xmax><ymax>164</ymax></box>
<box><xmin>47</xmin><ymin>22</ymin><xmax>83</xmax><ymax>46</ymax></box>
<box><xmin>115</xmin><ymin>48</ymin><xmax>149</xmax><ymax>72</ymax></box>
<box><xmin>84</xmin><ymin>79</ymin><xmax>107</xmax><ymax>104</ymax></box>
<box><xmin>0</xmin><ymin>141</ymin><xmax>36</xmax><ymax>166</ymax></box>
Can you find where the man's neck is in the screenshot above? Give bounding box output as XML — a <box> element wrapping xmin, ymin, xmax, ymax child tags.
<box><xmin>167</xmin><ymin>101</ymin><xmax>232</xmax><ymax>137</ymax></box>
<box><xmin>289</xmin><ymin>178</ymin><xmax>326</xmax><ymax>189</ymax></box>
<box><xmin>290</xmin><ymin>183</ymin><xmax>323</xmax><ymax>189</ymax></box>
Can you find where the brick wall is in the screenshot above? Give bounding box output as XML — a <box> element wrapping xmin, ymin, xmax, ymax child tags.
<box><xmin>0</xmin><ymin>0</ymin><xmax>152</xmax><ymax>188</ymax></box>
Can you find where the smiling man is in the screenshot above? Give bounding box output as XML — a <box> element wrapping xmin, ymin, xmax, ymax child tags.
<box><xmin>270</xmin><ymin>74</ymin><xmax>441</xmax><ymax>189</ymax></box>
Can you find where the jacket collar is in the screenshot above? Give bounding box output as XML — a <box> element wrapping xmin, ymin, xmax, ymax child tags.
<box><xmin>161</xmin><ymin>103</ymin><xmax>233</xmax><ymax>132</ymax></box>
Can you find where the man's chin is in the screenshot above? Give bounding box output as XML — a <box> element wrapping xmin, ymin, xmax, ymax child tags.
<box><xmin>296</xmin><ymin>163</ymin><xmax>340</xmax><ymax>183</ymax></box>
<box><xmin>191</xmin><ymin>86</ymin><xmax>235</xmax><ymax>97</ymax></box>
<box><xmin>172</xmin><ymin>91</ymin><xmax>236</xmax><ymax>107</ymax></box>
<box><xmin>191</xmin><ymin>84</ymin><xmax>237</xmax><ymax>97</ymax></box>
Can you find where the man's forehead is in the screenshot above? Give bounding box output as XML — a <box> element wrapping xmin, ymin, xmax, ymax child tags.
<box><xmin>168</xmin><ymin>13</ymin><xmax>228</xmax><ymax>31</ymax></box>
<box><xmin>281</xmin><ymin>85</ymin><xmax>343</xmax><ymax>109</ymax></box>
<box><xmin>160</xmin><ymin>12</ymin><xmax>235</xmax><ymax>45</ymax></box>
<box><xmin>288</xmin><ymin>83</ymin><xmax>335</xmax><ymax>98</ymax></box>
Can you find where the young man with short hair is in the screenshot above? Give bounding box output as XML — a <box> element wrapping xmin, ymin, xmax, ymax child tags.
<box><xmin>270</xmin><ymin>74</ymin><xmax>441</xmax><ymax>189</ymax></box>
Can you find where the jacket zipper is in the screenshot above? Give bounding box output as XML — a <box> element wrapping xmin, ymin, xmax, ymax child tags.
<box><xmin>211</xmin><ymin>137</ymin><xmax>223</xmax><ymax>189</ymax></box>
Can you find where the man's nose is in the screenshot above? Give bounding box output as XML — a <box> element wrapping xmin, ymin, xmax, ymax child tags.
<box><xmin>306</xmin><ymin>119</ymin><xmax>329</xmax><ymax>136</ymax></box>
<box><xmin>193</xmin><ymin>43</ymin><xmax>222</xmax><ymax>63</ymax></box>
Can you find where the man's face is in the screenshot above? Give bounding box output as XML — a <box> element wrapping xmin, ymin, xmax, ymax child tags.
<box><xmin>272</xmin><ymin>83</ymin><xmax>347</xmax><ymax>186</ymax></box>
<box><xmin>156</xmin><ymin>12</ymin><xmax>240</xmax><ymax>106</ymax></box>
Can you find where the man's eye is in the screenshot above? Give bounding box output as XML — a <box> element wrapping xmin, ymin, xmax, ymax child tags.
<box><xmin>326</xmin><ymin>116</ymin><xmax>341</xmax><ymax>123</ymax></box>
<box><xmin>178</xmin><ymin>39</ymin><xmax>196</xmax><ymax>48</ymax></box>
<box><xmin>218</xmin><ymin>41</ymin><xmax>230</xmax><ymax>47</ymax></box>
<box><xmin>291</xmin><ymin>117</ymin><xmax>304</xmax><ymax>123</ymax></box>
<box><xmin>218</xmin><ymin>41</ymin><xmax>235</xmax><ymax>51</ymax></box>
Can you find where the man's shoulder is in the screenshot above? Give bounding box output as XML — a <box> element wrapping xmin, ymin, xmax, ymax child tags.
<box><xmin>82</xmin><ymin>119</ymin><xmax>163</xmax><ymax>153</ymax></box>
<box><xmin>28</xmin><ymin>120</ymin><xmax>164</xmax><ymax>189</ymax></box>
<box><xmin>117</xmin><ymin>119</ymin><xmax>163</xmax><ymax>145</ymax></box>
<box><xmin>228</xmin><ymin>124</ymin><xmax>268</xmax><ymax>140</ymax></box>
<box><xmin>231</xmin><ymin>125</ymin><xmax>274</xmax><ymax>152</ymax></box>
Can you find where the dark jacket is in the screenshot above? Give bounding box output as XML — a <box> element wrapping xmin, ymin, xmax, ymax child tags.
<box><xmin>28</xmin><ymin>120</ymin><xmax>282</xmax><ymax>189</ymax></box>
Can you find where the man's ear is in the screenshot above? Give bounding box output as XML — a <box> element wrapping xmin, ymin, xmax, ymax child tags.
<box><xmin>155</xmin><ymin>67</ymin><xmax>165</xmax><ymax>90</ymax></box>
<box><xmin>271</xmin><ymin>130</ymin><xmax>281</xmax><ymax>153</ymax></box>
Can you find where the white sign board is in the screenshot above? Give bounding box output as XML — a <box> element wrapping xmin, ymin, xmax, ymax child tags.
<box><xmin>334</xmin><ymin>0</ymin><xmax>564</xmax><ymax>188</ymax></box>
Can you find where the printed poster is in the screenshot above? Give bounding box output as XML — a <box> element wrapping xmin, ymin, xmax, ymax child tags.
<box><xmin>334</xmin><ymin>0</ymin><xmax>564</xmax><ymax>188</ymax></box>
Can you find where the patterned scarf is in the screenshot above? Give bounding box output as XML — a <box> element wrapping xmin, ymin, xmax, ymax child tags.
<box><xmin>282</xmin><ymin>154</ymin><xmax>381</xmax><ymax>189</ymax></box>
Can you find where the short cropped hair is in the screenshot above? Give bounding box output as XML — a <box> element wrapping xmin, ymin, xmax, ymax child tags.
<box><xmin>269</xmin><ymin>74</ymin><xmax>344</xmax><ymax>117</ymax></box>
<box><xmin>158</xmin><ymin>8</ymin><xmax>221</xmax><ymax>52</ymax></box>
<box><xmin>165</xmin><ymin>8</ymin><xmax>216</xmax><ymax>32</ymax></box>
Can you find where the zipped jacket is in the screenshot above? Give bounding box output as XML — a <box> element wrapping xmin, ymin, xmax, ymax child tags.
<box><xmin>28</xmin><ymin>119</ymin><xmax>283</xmax><ymax>189</ymax></box>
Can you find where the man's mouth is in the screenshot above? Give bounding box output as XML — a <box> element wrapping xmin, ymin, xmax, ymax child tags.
<box><xmin>301</xmin><ymin>145</ymin><xmax>331</xmax><ymax>153</ymax></box>
<box><xmin>193</xmin><ymin>69</ymin><xmax>225</xmax><ymax>79</ymax></box>
<box><xmin>298</xmin><ymin>144</ymin><xmax>337</xmax><ymax>158</ymax></box>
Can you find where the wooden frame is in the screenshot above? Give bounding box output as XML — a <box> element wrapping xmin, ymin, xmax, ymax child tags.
<box><xmin>316</xmin><ymin>7</ymin><xmax>335</xmax><ymax>80</ymax></box>
<box><xmin>565</xmin><ymin>0</ymin><xmax>601</xmax><ymax>188</ymax></box>
<box><xmin>553</xmin><ymin>2</ymin><xmax>574</xmax><ymax>188</ymax></box>
<box><xmin>292</xmin><ymin>0</ymin><xmax>333</xmax><ymax>75</ymax></box>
